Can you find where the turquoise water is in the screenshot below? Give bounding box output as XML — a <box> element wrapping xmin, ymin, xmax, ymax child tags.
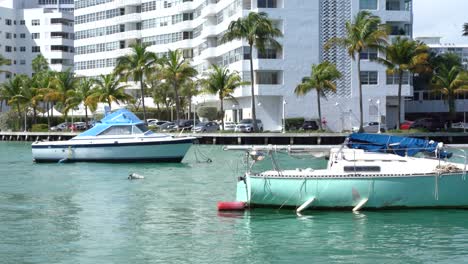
<box><xmin>2</xmin><ymin>142</ymin><xmax>468</xmax><ymax>263</ymax></box>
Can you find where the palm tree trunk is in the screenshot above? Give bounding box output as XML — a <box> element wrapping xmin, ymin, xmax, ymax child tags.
<box><xmin>47</xmin><ymin>101</ymin><xmax>50</xmax><ymax>129</ymax></box>
<box><xmin>139</xmin><ymin>76</ymin><xmax>147</xmax><ymax>123</ymax></box>
<box><xmin>0</xmin><ymin>99</ymin><xmax>3</xmax><ymax>112</ymax></box>
<box><xmin>220</xmin><ymin>95</ymin><xmax>225</xmax><ymax>130</ymax></box>
<box><xmin>397</xmin><ymin>70</ymin><xmax>403</xmax><ymax>129</ymax></box>
<box><xmin>449</xmin><ymin>94</ymin><xmax>455</xmax><ymax>128</ymax></box>
<box><xmin>16</xmin><ymin>102</ymin><xmax>21</xmax><ymax>131</ymax></box>
<box><xmin>249</xmin><ymin>44</ymin><xmax>258</xmax><ymax>132</ymax></box>
<box><xmin>33</xmin><ymin>107</ymin><xmax>37</xmax><ymax>125</ymax></box>
<box><xmin>173</xmin><ymin>80</ymin><xmax>181</xmax><ymax>128</ymax></box>
<box><xmin>85</xmin><ymin>106</ymin><xmax>88</xmax><ymax>127</ymax></box>
<box><xmin>317</xmin><ymin>90</ymin><xmax>322</xmax><ymax>131</ymax></box>
<box><xmin>357</xmin><ymin>54</ymin><xmax>364</xmax><ymax>133</ymax></box>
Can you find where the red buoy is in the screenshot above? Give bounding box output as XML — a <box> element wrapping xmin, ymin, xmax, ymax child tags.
<box><xmin>217</xmin><ymin>201</ymin><xmax>246</xmax><ymax>211</ymax></box>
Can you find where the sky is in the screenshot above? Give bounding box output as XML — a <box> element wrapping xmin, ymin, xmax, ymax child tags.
<box><xmin>413</xmin><ymin>0</ymin><xmax>467</xmax><ymax>44</ymax></box>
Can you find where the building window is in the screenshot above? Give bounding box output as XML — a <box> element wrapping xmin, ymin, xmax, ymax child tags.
<box><xmin>20</xmin><ymin>20</ymin><xmax>25</xmax><ymax>25</ymax></box>
<box><xmin>256</xmin><ymin>71</ymin><xmax>281</xmax><ymax>84</ymax></box>
<box><xmin>386</xmin><ymin>72</ymin><xmax>411</xmax><ymax>85</ymax></box>
<box><xmin>20</xmin><ymin>33</ymin><xmax>26</xmax><ymax>38</ymax></box>
<box><xmin>5</xmin><ymin>46</ymin><xmax>12</xmax><ymax>52</ymax></box>
<box><xmin>32</xmin><ymin>46</ymin><xmax>41</xmax><ymax>53</ymax></box>
<box><xmin>6</xmin><ymin>33</ymin><xmax>12</xmax><ymax>39</ymax></box>
<box><xmin>360</xmin><ymin>71</ymin><xmax>378</xmax><ymax>85</ymax></box>
<box><xmin>258</xmin><ymin>48</ymin><xmax>278</xmax><ymax>59</ymax></box>
<box><xmin>20</xmin><ymin>47</ymin><xmax>26</xmax><ymax>52</ymax></box>
<box><xmin>360</xmin><ymin>0</ymin><xmax>378</xmax><ymax>10</ymax></box>
<box><xmin>5</xmin><ymin>19</ymin><xmax>12</xmax><ymax>25</ymax></box>
<box><xmin>32</xmin><ymin>19</ymin><xmax>40</xmax><ymax>26</ymax></box>
<box><xmin>32</xmin><ymin>33</ymin><xmax>40</xmax><ymax>39</ymax></box>
<box><xmin>20</xmin><ymin>60</ymin><xmax>26</xmax><ymax>65</ymax></box>
<box><xmin>360</xmin><ymin>48</ymin><xmax>378</xmax><ymax>60</ymax></box>
<box><xmin>258</xmin><ymin>0</ymin><xmax>277</xmax><ymax>8</ymax></box>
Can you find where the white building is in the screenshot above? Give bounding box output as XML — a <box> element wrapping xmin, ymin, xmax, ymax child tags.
<box><xmin>406</xmin><ymin>37</ymin><xmax>468</xmax><ymax>120</ymax></box>
<box><xmin>73</xmin><ymin>0</ymin><xmax>413</xmax><ymax>131</ymax></box>
<box><xmin>0</xmin><ymin>0</ymin><xmax>74</xmax><ymax>83</ymax></box>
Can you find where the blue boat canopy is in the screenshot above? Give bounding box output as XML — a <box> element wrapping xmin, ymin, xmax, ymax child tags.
<box><xmin>75</xmin><ymin>109</ymin><xmax>147</xmax><ymax>137</ymax></box>
<box><xmin>347</xmin><ymin>133</ymin><xmax>452</xmax><ymax>159</ymax></box>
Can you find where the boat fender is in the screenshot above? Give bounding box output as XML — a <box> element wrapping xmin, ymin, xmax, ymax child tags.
<box><xmin>217</xmin><ymin>201</ymin><xmax>246</xmax><ymax>211</ymax></box>
<box><xmin>128</xmin><ymin>173</ymin><xmax>145</xmax><ymax>180</ymax></box>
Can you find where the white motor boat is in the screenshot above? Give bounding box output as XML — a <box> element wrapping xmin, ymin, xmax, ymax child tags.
<box><xmin>32</xmin><ymin>109</ymin><xmax>195</xmax><ymax>163</ymax></box>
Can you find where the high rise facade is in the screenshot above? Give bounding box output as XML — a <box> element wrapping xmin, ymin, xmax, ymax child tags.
<box><xmin>74</xmin><ymin>0</ymin><xmax>413</xmax><ymax>131</ymax></box>
<box><xmin>406</xmin><ymin>37</ymin><xmax>468</xmax><ymax>121</ymax></box>
<box><xmin>0</xmin><ymin>0</ymin><xmax>74</xmax><ymax>83</ymax></box>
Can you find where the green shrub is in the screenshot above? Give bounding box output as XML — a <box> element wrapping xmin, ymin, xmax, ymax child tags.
<box><xmin>31</xmin><ymin>124</ymin><xmax>49</xmax><ymax>132</ymax></box>
<box><xmin>197</xmin><ymin>106</ymin><xmax>218</xmax><ymax>121</ymax></box>
<box><xmin>285</xmin><ymin>117</ymin><xmax>304</xmax><ymax>131</ymax></box>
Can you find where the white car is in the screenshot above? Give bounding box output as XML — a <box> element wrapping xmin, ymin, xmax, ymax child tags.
<box><xmin>223</xmin><ymin>121</ymin><xmax>236</xmax><ymax>131</ymax></box>
<box><xmin>352</xmin><ymin>122</ymin><xmax>386</xmax><ymax>133</ymax></box>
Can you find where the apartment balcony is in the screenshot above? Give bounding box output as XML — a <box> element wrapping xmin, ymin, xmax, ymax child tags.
<box><xmin>114</xmin><ymin>0</ymin><xmax>141</xmax><ymax>8</ymax></box>
<box><xmin>113</xmin><ymin>13</ymin><xmax>141</xmax><ymax>25</ymax></box>
<box><xmin>201</xmin><ymin>3</ymin><xmax>217</xmax><ymax>18</ymax></box>
<box><xmin>200</xmin><ymin>25</ymin><xmax>217</xmax><ymax>39</ymax></box>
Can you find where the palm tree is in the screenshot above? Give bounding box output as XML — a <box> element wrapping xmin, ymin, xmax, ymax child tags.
<box><xmin>90</xmin><ymin>73</ymin><xmax>132</xmax><ymax>109</ymax></box>
<box><xmin>325</xmin><ymin>10</ymin><xmax>388</xmax><ymax>132</ymax></box>
<box><xmin>116</xmin><ymin>43</ymin><xmax>158</xmax><ymax>123</ymax></box>
<box><xmin>0</xmin><ymin>75</ymin><xmax>27</xmax><ymax>130</ymax></box>
<box><xmin>159</xmin><ymin>49</ymin><xmax>197</xmax><ymax>124</ymax></box>
<box><xmin>47</xmin><ymin>69</ymin><xmax>78</xmax><ymax>116</ymax></box>
<box><xmin>0</xmin><ymin>54</ymin><xmax>11</xmax><ymax>75</ymax></box>
<box><xmin>201</xmin><ymin>65</ymin><xmax>248</xmax><ymax>130</ymax></box>
<box><xmin>222</xmin><ymin>12</ymin><xmax>282</xmax><ymax>132</ymax></box>
<box><xmin>463</xmin><ymin>23</ymin><xmax>468</xmax><ymax>36</ymax></box>
<box><xmin>432</xmin><ymin>66</ymin><xmax>468</xmax><ymax>127</ymax></box>
<box><xmin>376</xmin><ymin>37</ymin><xmax>430</xmax><ymax>128</ymax></box>
<box><xmin>65</xmin><ymin>78</ymin><xmax>95</xmax><ymax>126</ymax></box>
<box><xmin>295</xmin><ymin>62</ymin><xmax>342</xmax><ymax>130</ymax></box>
<box><xmin>34</xmin><ymin>71</ymin><xmax>55</xmax><ymax>128</ymax></box>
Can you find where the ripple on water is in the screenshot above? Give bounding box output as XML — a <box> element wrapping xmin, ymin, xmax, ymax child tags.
<box><xmin>1</xmin><ymin>142</ymin><xmax>468</xmax><ymax>263</ymax></box>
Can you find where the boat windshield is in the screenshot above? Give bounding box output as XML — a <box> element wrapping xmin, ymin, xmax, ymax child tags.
<box><xmin>97</xmin><ymin>124</ymin><xmax>151</xmax><ymax>136</ymax></box>
<box><xmin>133</xmin><ymin>124</ymin><xmax>150</xmax><ymax>134</ymax></box>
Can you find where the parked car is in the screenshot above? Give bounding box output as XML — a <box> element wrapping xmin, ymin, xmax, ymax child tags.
<box><xmin>301</xmin><ymin>120</ymin><xmax>319</xmax><ymax>131</ymax></box>
<box><xmin>452</xmin><ymin>122</ymin><xmax>468</xmax><ymax>129</ymax></box>
<box><xmin>159</xmin><ymin>122</ymin><xmax>176</xmax><ymax>132</ymax></box>
<box><xmin>72</xmin><ymin>122</ymin><xmax>87</xmax><ymax>130</ymax></box>
<box><xmin>353</xmin><ymin>122</ymin><xmax>386</xmax><ymax>133</ymax></box>
<box><xmin>148</xmin><ymin>120</ymin><xmax>169</xmax><ymax>127</ymax></box>
<box><xmin>410</xmin><ymin>118</ymin><xmax>445</xmax><ymax>131</ymax></box>
<box><xmin>192</xmin><ymin>121</ymin><xmax>219</xmax><ymax>133</ymax></box>
<box><xmin>50</xmin><ymin>122</ymin><xmax>70</xmax><ymax>131</ymax></box>
<box><xmin>235</xmin><ymin>119</ymin><xmax>264</xmax><ymax>133</ymax></box>
<box><xmin>223</xmin><ymin>121</ymin><xmax>236</xmax><ymax>131</ymax></box>
<box><xmin>175</xmin><ymin>119</ymin><xmax>198</xmax><ymax>130</ymax></box>
<box><xmin>400</xmin><ymin>120</ymin><xmax>414</xmax><ymax>130</ymax></box>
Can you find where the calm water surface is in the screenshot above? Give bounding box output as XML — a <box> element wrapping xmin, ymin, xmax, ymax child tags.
<box><xmin>1</xmin><ymin>142</ymin><xmax>468</xmax><ymax>264</ymax></box>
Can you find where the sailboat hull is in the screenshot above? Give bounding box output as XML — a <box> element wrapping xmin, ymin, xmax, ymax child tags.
<box><xmin>237</xmin><ymin>173</ymin><xmax>468</xmax><ymax>209</ymax></box>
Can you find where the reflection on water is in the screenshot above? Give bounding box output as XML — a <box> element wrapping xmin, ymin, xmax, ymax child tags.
<box><xmin>1</xmin><ymin>142</ymin><xmax>468</xmax><ymax>263</ymax></box>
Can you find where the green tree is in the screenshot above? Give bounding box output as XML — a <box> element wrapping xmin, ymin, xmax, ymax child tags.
<box><xmin>90</xmin><ymin>73</ymin><xmax>132</xmax><ymax>109</ymax></box>
<box><xmin>0</xmin><ymin>54</ymin><xmax>12</xmax><ymax>111</ymax></box>
<box><xmin>201</xmin><ymin>65</ymin><xmax>247</xmax><ymax>130</ymax></box>
<box><xmin>463</xmin><ymin>23</ymin><xmax>468</xmax><ymax>36</ymax></box>
<box><xmin>32</xmin><ymin>54</ymin><xmax>49</xmax><ymax>73</ymax></box>
<box><xmin>294</xmin><ymin>62</ymin><xmax>342</xmax><ymax>130</ymax></box>
<box><xmin>116</xmin><ymin>43</ymin><xmax>158</xmax><ymax>123</ymax></box>
<box><xmin>34</xmin><ymin>71</ymin><xmax>55</xmax><ymax>128</ymax></box>
<box><xmin>0</xmin><ymin>75</ymin><xmax>28</xmax><ymax>130</ymax></box>
<box><xmin>48</xmin><ymin>69</ymin><xmax>78</xmax><ymax>116</ymax></box>
<box><xmin>376</xmin><ymin>37</ymin><xmax>430</xmax><ymax>128</ymax></box>
<box><xmin>325</xmin><ymin>10</ymin><xmax>388</xmax><ymax>132</ymax></box>
<box><xmin>222</xmin><ymin>12</ymin><xmax>282</xmax><ymax>132</ymax></box>
<box><xmin>65</xmin><ymin>78</ymin><xmax>95</xmax><ymax>126</ymax></box>
<box><xmin>432</xmin><ymin>66</ymin><xmax>468</xmax><ymax>127</ymax></box>
<box><xmin>159</xmin><ymin>50</ymin><xmax>197</xmax><ymax>124</ymax></box>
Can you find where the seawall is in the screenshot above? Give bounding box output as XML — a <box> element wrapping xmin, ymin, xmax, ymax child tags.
<box><xmin>2</xmin><ymin>131</ymin><xmax>468</xmax><ymax>145</ymax></box>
